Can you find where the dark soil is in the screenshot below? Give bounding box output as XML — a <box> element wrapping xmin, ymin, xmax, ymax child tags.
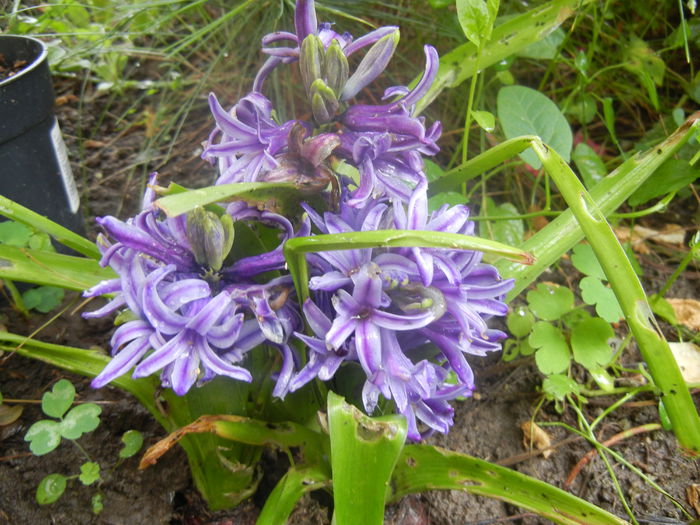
<box><xmin>0</xmin><ymin>53</ymin><xmax>27</xmax><ymax>83</ymax></box>
<box><xmin>1</xmin><ymin>73</ymin><xmax>699</xmax><ymax>525</ymax></box>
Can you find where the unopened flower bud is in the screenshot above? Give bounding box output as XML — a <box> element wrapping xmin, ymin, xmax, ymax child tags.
<box><xmin>324</xmin><ymin>39</ymin><xmax>349</xmax><ymax>96</ymax></box>
<box><xmin>310</xmin><ymin>78</ymin><xmax>339</xmax><ymax>124</ymax></box>
<box><xmin>341</xmin><ymin>29</ymin><xmax>399</xmax><ymax>101</ymax></box>
<box><xmin>186</xmin><ymin>206</ymin><xmax>235</xmax><ymax>271</ymax></box>
<box><xmin>300</xmin><ymin>34</ymin><xmax>325</xmax><ymax>95</ymax></box>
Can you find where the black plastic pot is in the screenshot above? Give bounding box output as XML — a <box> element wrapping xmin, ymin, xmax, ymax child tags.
<box><xmin>0</xmin><ymin>35</ymin><xmax>83</xmax><ymax>235</ymax></box>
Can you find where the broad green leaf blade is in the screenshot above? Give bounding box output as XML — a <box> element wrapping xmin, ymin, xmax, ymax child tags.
<box><xmin>60</xmin><ymin>403</ymin><xmax>102</xmax><ymax>440</ymax></box>
<box><xmin>482</xmin><ymin>198</ymin><xmax>524</xmax><ymax>246</ymax></box>
<box><xmin>154</xmin><ymin>182</ymin><xmax>301</xmax><ymax>217</ymax></box>
<box><xmin>391</xmin><ymin>445</ymin><xmax>629</xmax><ymax>525</ymax></box>
<box><xmin>529</xmin><ymin>321</ymin><xmax>570</xmax><ymax>375</ymax></box>
<box><xmin>497</xmin><ymin>85</ymin><xmax>572</xmax><ymax>169</ymax></box>
<box><xmin>526</xmin><ymin>283</ymin><xmax>574</xmax><ymax>321</ymax></box>
<box><xmin>25</xmin><ymin>420</ymin><xmax>62</xmax><ymax>455</ymax></box>
<box><xmin>328</xmin><ymin>392</ymin><xmax>407</xmax><ymax>525</ymax></box>
<box><xmin>42</xmin><ymin>379</ymin><xmax>75</xmax><ymax>419</ymax></box>
<box><xmin>415</xmin><ymin>0</ymin><xmax>591</xmax><ymax>113</ymax></box>
<box><xmin>456</xmin><ymin>0</ymin><xmax>498</xmax><ymax>48</ymax></box>
<box><xmin>542</xmin><ymin>374</ymin><xmax>580</xmax><ymax>401</ymax></box>
<box><xmin>119</xmin><ymin>430</ymin><xmax>144</xmax><ymax>459</ymax></box>
<box><xmin>629</xmin><ymin>158</ymin><xmax>700</xmax><ymax>206</ymax></box>
<box><xmin>570</xmin><ymin>243</ymin><xmax>606</xmax><ymax>280</ymax></box>
<box><xmin>506</xmin><ymin>305</ymin><xmax>535</xmax><ymax>338</ymax></box>
<box><xmin>36</xmin><ymin>474</ymin><xmax>67</xmax><ymax>505</ymax></box>
<box><xmin>255</xmin><ymin>467</ymin><xmax>328</xmax><ymax>525</ymax></box>
<box><xmin>571</xmin><ymin>318</ymin><xmax>615</xmax><ymax>369</ymax></box>
<box><xmin>0</xmin><ymin>245</ymin><xmax>115</xmax><ymax>291</ymax></box>
<box><xmin>579</xmin><ymin>277</ymin><xmax>623</xmax><ymax>322</ymax></box>
<box><xmin>0</xmin><ymin>195</ymin><xmax>99</xmax><ymax>259</ymax></box>
<box><xmin>0</xmin><ymin>221</ymin><xmax>32</xmax><ymax>246</ymax></box>
<box><xmin>572</xmin><ymin>143</ymin><xmax>607</xmax><ymax>189</ymax></box>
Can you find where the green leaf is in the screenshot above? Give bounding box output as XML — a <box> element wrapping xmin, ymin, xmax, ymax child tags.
<box><xmin>628</xmin><ymin>159</ymin><xmax>700</xmax><ymax>206</ymax></box>
<box><xmin>518</xmin><ymin>339</ymin><xmax>536</xmax><ymax>356</ymax></box>
<box><xmin>154</xmin><ymin>182</ymin><xmax>301</xmax><ymax>218</ymax></box>
<box><xmin>572</xmin><ymin>143</ymin><xmax>606</xmax><ymax>189</ymax></box>
<box><xmin>456</xmin><ymin>0</ymin><xmax>499</xmax><ymax>48</ymax></box>
<box><xmin>36</xmin><ymin>474</ymin><xmax>67</xmax><ymax>505</ymax></box>
<box><xmin>566</xmin><ymin>94</ymin><xmax>597</xmax><ymax>125</ymax></box>
<box><xmin>119</xmin><ymin>430</ymin><xmax>144</xmax><ymax>459</ymax></box>
<box><xmin>517</xmin><ymin>27</ymin><xmax>565</xmax><ymax>59</ymax></box>
<box><xmin>328</xmin><ymin>391</ymin><xmax>407</xmax><ymax>525</ymax></box>
<box><xmin>542</xmin><ymin>374</ymin><xmax>580</xmax><ymax>401</ymax></box>
<box><xmin>25</xmin><ymin>420</ymin><xmax>62</xmax><ymax>455</ymax></box>
<box><xmin>429</xmin><ymin>0</ymin><xmax>452</xmax><ymax>7</ymax></box>
<box><xmin>22</xmin><ymin>286</ymin><xmax>65</xmax><ymax>313</ymax></box>
<box><xmin>28</xmin><ymin>232</ymin><xmax>54</xmax><ymax>251</ymax></box>
<box><xmin>91</xmin><ymin>493</ymin><xmax>104</xmax><ymax>515</ymax></box>
<box><xmin>79</xmin><ymin>461</ymin><xmax>101</xmax><ymax>486</ymax></box>
<box><xmin>0</xmin><ymin>245</ymin><xmax>115</xmax><ymax>291</ymax></box>
<box><xmin>526</xmin><ymin>283</ymin><xmax>574</xmax><ymax>321</ymax></box>
<box><xmin>570</xmin><ymin>242</ymin><xmax>606</xmax><ymax>280</ymax></box>
<box><xmin>579</xmin><ymin>276</ymin><xmax>623</xmax><ymax>323</ymax></box>
<box><xmin>0</xmin><ymin>195</ymin><xmax>100</xmax><ymax>258</ymax></box>
<box><xmin>256</xmin><ymin>467</ymin><xmax>328</xmax><ymax>525</ymax></box>
<box><xmin>0</xmin><ymin>404</ymin><xmax>23</xmax><ymax>425</ymax></box>
<box><xmin>589</xmin><ymin>366</ymin><xmax>615</xmax><ymax>392</ymax></box>
<box><xmin>428</xmin><ymin>191</ymin><xmax>465</xmax><ymax>212</ymax></box>
<box><xmin>506</xmin><ymin>305</ymin><xmax>535</xmax><ymax>338</ymax></box>
<box><xmin>529</xmin><ymin>322</ymin><xmax>570</xmax><ymax>375</ymax></box>
<box><xmin>423</xmin><ymin>159</ymin><xmax>445</xmax><ymax>182</ymax></box>
<box><xmin>482</xmin><ymin>198</ymin><xmax>524</xmax><ymax>246</ymax></box>
<box><xmin>497</xmin><ymin>85</ymin><xmax>573</xmax><ymax>169</ymax></box>
<box><xmin>59</xmin><ymin>403</ymin><xmax>102</xmax><ymax>440</ymax></box>
<box><xmin>472</xmin><ymin>110</ymin><xmax>495</xmax><ymax>132</ymax></box>
<box><xmin>42</xmin><ymin>379</ymin><xmax>75</xmax><ymax>419</ymax></box>
<box><xmin>650</xmin><ymin>295</ymin><xmax>678</xmax><ymax>325</ymax></box>
<box><xmin>0</xmin><ymin>221</ymin><xmax>32</xmax><ymax>247</ymax></box>
<box><xmin>391</xmin><ymin>445</ymin><xmax>629</xmax><ymax>524</ymax></box>
<box><xmin>570</xmin><ymin>318</ymin><xmax>614</xmax><ymax>370</ymax></box>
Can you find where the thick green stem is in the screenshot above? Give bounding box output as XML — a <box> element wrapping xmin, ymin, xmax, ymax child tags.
<box><xmin>530</xmin><ymin>138</ymin><xmax>700</xmax><ymax>455</ymax></box>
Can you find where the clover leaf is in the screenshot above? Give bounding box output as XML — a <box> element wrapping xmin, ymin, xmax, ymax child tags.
<box><xmin>36</xmin><ymin>473</ymin><xmax>67</xmax><ymax>505</ymax></box>
<box><xmin>41</xmin><ymin>379</ymin><xmax>75</xmax><ymax>419</ymax></box>
<box><xmin>59</xmin><ymin>403</ymin><xmax>102</xmax><ymax>440</ymax></box>
<box><xmin>79</xmin><ymin>461</ymin><xmax>101</xmax><ymax>486</ymax></box>
<box><xmin>506</xmin><ymin>305</ymin><xmax>536</xmax><ymax>338</ymax></box>
<box><xmin>25</xmin><ymin>420</ymin><xmax>62</xmax><ymax>455</ymax></box>
<box><xmin>579</xmin><ymin>276</ymin><xmax>623</xmax><ymax>323</ymax></box>
<box><xmin>571</xmin><ymin>317</ymin><xmax>614</xmax><ymax>370</ymax></box>
<box><xmin>542</xmin><ymin>374</ymin><xmax>580</xmax><ymax>401</ymax></box>
<box><xmin>529</xmin><ymin>321</ymin><xmax>570</xmax><ymax>374</ymax></box>
<box><xmin>526</xmin><ymin>283</ymin><xmax>574</xmax><ymax>321</ymax></box>
<box><xmin>119</xmin><ymin>430</ymin><xmax>144</xmax><ymax>459</ymax></box>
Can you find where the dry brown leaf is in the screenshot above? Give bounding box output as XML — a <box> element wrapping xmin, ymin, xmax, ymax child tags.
<box><xmin>615</xmin><ymin>224</ymin><xmax>686</xmax><ymax>254</ymax></box>
<box><xmin>669</xmin><ymin>342</ymin><xmax>700</xmax><ymax>384</ymax></box>
<box><xmin>667</xmin><ymin>298</ymin><xmax>700</xmax><ymax>331</ymax></box>
<box><xmin>687</xmin><ymin>483</ymin><xmax>700</xmax><ymax>516</ymax></box>
<box><xmin>84</xmin><ymin>139</ymin><xmax>107</xmax><ymax>149</ymax></box>
<box><xmin>520</xmin><ymin>421</ymin><xmax>552</xmax><ymax>458</ymax></box>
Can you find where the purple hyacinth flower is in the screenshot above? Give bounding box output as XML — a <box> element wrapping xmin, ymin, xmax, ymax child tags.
<box><xmin>202</xmin><ymin>92</ymin><xmax>295</xmax><ymax>185</ymax></box>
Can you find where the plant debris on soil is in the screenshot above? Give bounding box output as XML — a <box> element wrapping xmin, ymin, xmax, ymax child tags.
<box><xmin>0</xmin><ymin>53</ymin><xmax>27</xmax><ymax>83</ymax></box>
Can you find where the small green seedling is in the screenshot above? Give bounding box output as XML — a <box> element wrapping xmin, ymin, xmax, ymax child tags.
<box><xmin>24</xmin><ymin>379</ymin><xmax>143</xmax><ymax>513</ymax></box>
<box><xmin>503</xmin><ymin>261</ymin><xmax>621</xmax><ymax>404</ymax></box>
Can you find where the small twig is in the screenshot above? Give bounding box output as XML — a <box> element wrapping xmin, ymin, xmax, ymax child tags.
<box><xmin>564</xmin><ymin>423</ymin><xmax>662</xmax><ymax>490</ymax></box>
<box><xmin>497</xmin><ymin>435</ymin><xmax>583</xmax><ymax>467</ymax></box>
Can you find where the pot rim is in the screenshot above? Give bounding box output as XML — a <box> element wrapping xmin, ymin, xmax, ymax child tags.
<box><xmin>0</xmin><ymin>35</ymin><xmax>48</xmax><ymax>88</ymax></box>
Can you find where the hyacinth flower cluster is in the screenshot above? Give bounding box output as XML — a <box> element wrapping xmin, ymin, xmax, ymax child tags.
<box><xmin>85</xmin><ymin>0</ymin><xmax>513</xmax><ymax>440</ymax></box>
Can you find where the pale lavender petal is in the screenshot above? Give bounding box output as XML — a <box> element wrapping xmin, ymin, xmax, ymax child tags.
<box><xmin>91</xmin><ymin>336</ymin><xmax>152</xmax><ymax>388</ymax></box>
<box><xmin>133</xmin><ymin>330</ymin><xmax>188</xmax><ymax>378</ymax></box>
